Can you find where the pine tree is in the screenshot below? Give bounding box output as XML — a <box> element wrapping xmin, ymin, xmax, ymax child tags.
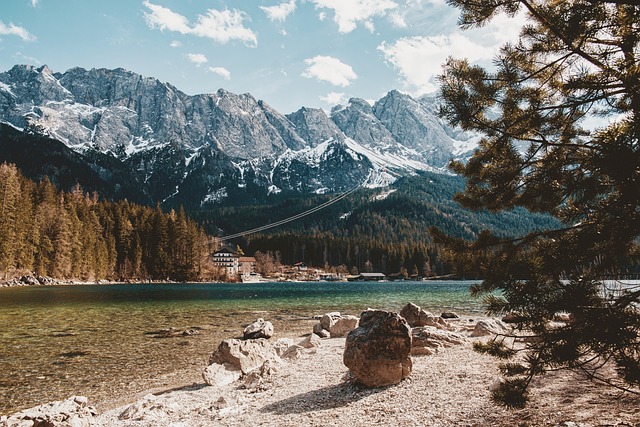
<box><xmin>436</xmin><ymin>0</ymin><xmax>640</xmax><ymax>406</ymax></box>
<box><xmin>0</xmin><ymin>163</ymin><xmax>21</xmax><ymax>276</ymax></box>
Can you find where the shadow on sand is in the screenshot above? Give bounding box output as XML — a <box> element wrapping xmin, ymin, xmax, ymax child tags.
<box><xmin>260</xmin><ymin>380</ymin><xmax>386</xmax><ymax>415</ymax></box>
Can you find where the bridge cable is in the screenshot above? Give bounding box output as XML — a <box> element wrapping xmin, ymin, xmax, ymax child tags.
<box><xmin>216</xmin><ymin>179</ymin><xmax>366</xmax><ymax>242</ymax></box>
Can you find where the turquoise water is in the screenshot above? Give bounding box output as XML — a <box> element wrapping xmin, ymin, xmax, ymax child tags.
<box><xmin>0</xmin><ymin>281</ymin><xmax>482</xmax><ymax>415</ymax></box>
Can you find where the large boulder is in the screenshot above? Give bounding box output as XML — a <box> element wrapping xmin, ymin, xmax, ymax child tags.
<box><xmin>399</xmin><ymin>302</ymin><xmax>434</xmax><ymax>327</ymax></box>
<box><xmin>208</xmin><ymin>338</ymin><xmax>279</xmax><ymax>374</ymax></box>
<box><xmin>243</xmin><ymin>318</ymin><xmax>274</xmax><ymax>339</ymax></box>
<box><xmin>329</xmin><ymin>315</ymin><xmax>359</xmax><ymax>338</ymax></box>
<box><xmin>343</xmin><ymin>310</ymin><xmax>412</xmax><ymax>387</ymax></box>
<box><xmin>4</xmin><ymin>396</ymin><xmax>96</xmax><ymax>426</ymax></box>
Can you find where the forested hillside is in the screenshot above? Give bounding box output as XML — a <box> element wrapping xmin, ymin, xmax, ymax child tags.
<box><xmin>195</xmin><ymin>172</ymin><xmax>559</xmax><ymax>276</ymax></box>
<box><xmin>0</xmin><ymin>163</ymin><xmax>209</xmax><ymax>282</ymax></box>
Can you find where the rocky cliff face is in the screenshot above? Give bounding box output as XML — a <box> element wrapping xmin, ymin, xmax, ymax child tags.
<box><xmin>0</xmin><ymin>64</ymin><xmax>477</xmax><ymax>208</ymax></box>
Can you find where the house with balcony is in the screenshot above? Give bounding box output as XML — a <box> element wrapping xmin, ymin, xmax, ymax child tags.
<box><xmin>212</xmin><ymin>248</ymin><xmax>240</xmax><ymax>276</ymax></box>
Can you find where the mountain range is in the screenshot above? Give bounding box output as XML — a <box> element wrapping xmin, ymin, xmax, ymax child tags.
<box><xmin>0</xmin><ymin>64</ymin><xmax>479</xmax><ymax>209</ymax></box>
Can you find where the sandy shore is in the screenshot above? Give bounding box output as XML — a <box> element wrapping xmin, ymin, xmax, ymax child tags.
<box><xmin>88</xmin><ymin>318</ymin><xmax>640</xmax><ymax>427</ymax></box>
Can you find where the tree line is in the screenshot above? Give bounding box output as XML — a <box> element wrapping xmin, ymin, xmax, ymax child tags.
<box><xmin>247</xmin><ymin>232</ymin><xmax>448</xmax><ymax>277</ymax></box>
<box><xmin>0</xmin><ymin>162</ymin><xmax>210</xmax><ymax>282</ymax></box>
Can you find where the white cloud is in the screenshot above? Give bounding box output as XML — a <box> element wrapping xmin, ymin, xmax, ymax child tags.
<box><xmin>388</xmin><ymin>11</ymin><xmax>406</xmax><ymax>28</ymax></box>
<box><xmin>142</xmin><ymin>1</ymin><xmax>191</xmax><ymax>33</ymax></box>
<box><xmin>15</xmin><ymin>51</ymin><xmax>42</xmax><ymax>65</ymax></box>
<box><xmin>191</xmin><ymin>9</ymin><xmax>257</xmax><ymax>47</ymax></box>
<box><xmin>143</xmin><ymin>1</ymin><xmax>257</xmax><ymax>47</ymax></box>
<box><xmin>208</xmin><ymin>66</ymin><xmax>231</xmax><ymax>80</ymax></box>
<box><xmin>320</xmin><ymin>91</ymin><xmax>347</xmax><ymax>105</ymax></box>
<box><xmin>169</xmin><ymin>40</ymin><xmax>182</xmax><ymax>48</ymax></box>
<box><xmin>186</xmin><ymin>53</ymin><xmax>208</xmax><ymax>66</ymax></box>
<box><xmin>0</xmin><ymin>20</ymin><xmax>36</xmax><ymax>42</ymax></box>
<box><xmin>363</xmin><ymin>20</ymin><xmax>375</xmax><ymax>33</ymax></box>
<box><xmin>471</xmin><ymin>10</ymin><xmax>527</xmax><ymax>45</ymax></box>
<box><xmin>260</xmin><ymin>0</ymin><xmax>296</xmax><ymax>22</ymax></box>
<box><xmin>30</xmin><ymin>0</ymin><xmax>39</xmax><ymax>7</ymax></box>
<box><xmin>302</xmin><ymin>55</ymin><xmax>357</xmax><ymax>87</ymax></box>
<box><xmin>310</xmin><ymin>0</ymin><xmax>398</xmax><ymax>33</ymax></box>
<box><xmin>318</xmin><ymin>12</ymin><xmax>326</xmax><ymax>21</ymax></box>
<box><xmin>377</xmin><ymin>9</ymin><xmax>526</xmax><ymax>95</ymax></box>
<box><xmin>378</xmin><ymin>34</ymin><xmax>494</xmax><ymax>94</ymax></box>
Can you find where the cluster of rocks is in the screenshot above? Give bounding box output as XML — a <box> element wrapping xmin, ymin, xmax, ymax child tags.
<box><xmin>1</xmin><ymin>395</ymin><xmax>96</xmax><ymax>426</ymax></box>
<box><xmin>341</xmin><ymin>303</ymin><xmax>511</xmax><ymax>387</ymax></box>
<box><xmin>199</xmin><ymin>305</ymin><xmax>510</xmax><ymax>392</ymax></box>
<box><xmin>3</xmin><ymin>305</ymin><xmax>512</xmax><ymax>426</ymax></box>
<box><xmin>1</xmin><ymin>275</ymin><xmax>58</xmax><ymax>287</ymax></box>
<box><xmin>200</xmin><ymin>317</ymin><xmax>320</xmax><ymax>394</ymax></box>
<box><xmin>312</xmin><ymin>312</ymin><xmax>360</xmax><ymax>338</ymax></box>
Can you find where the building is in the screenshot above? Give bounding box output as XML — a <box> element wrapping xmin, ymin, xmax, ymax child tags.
<box><xmin>294</xmin><ymin>262</ymin><xmax>308</xmax><ymax>271</ymax></box>
<box><xmin>346</xmin><ymin>272</ymin><xmax>387</xmax><ymax>282</ymax></box>
<box><xmin>212</xmin><ymin>248</ymin><xmax>239</xmax><ymax>276</ymax></box>
<box><xmin>239</xmin><ymin>257</ymin><xmax>257</xmax><ymax>275</ymax></box>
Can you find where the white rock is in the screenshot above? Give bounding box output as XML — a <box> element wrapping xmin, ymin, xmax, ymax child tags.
<box><xmin>298</xmin><ymin>333</ymin><xmax>321</xmax><ymax>349</ymax></box>
<box><xmin>202</xmin><ymin>362</ymin><xmax>242</xmax><ymax>387</ymax></box>
<box><xmin>329</xmin><ymin>315</ymin><xmax>359</xmax><ymax>338</ymax></box>
<box><xmin>470</xmin><ymin>319</ymin><xmax>508</xmax><ymax>337</ymax></box>
<box><xmin>119</xmin><ymin>394</ymin><xmax>157</xmax><ymax>420</ymax></box>
<box><xmin>243</xmin><ymin>318</ymin><xmax>274</xmax><ymax>339</ymax></box>
<box><xmin>320</xmin><ymin>312</ymin><xmax>341</xmax><ymax>330</ymax></box>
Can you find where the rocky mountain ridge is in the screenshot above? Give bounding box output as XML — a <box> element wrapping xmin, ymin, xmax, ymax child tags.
<box><xmin>0</xmin><ymin>64</ymin><xmax>479</xmax><ymax>208</ymax></box>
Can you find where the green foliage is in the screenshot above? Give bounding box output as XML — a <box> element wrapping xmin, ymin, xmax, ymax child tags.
<box><xmin>473</xmin><ymin>341</ymin><xmax>516</xmax><ymax>359</ymax></box>
<box><xmin>490</xmin><ymin>378</ymin><xmax>528</xmax><ymax>409</ymax></box>
<box><xmin>439</xmin><ymin>0</ymin><xmax>640</xmax><ymax>407</ymax></box>
<box><xmin>0</xmin><ymin>163</ymin><xmax>208</xmax><ymax>281</ymax></box>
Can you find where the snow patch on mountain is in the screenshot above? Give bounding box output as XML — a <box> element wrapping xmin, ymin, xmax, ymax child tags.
<box><xmin>0</xmin><ymin>82</ymin><xmax>16</xmax><ymax>98</ymax></box>
<box><xmin>0</xmin><ymin>64</ymin><xmax>480</xmax><ymax>205</ymax></box>
<box><xmin>202</xmin><ymin>187</ymin><xmax>228</xmax><ymax>206</ymax></box>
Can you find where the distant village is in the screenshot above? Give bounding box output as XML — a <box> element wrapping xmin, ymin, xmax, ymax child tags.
<box><xmin>209</xmin><ymin>246</ymin><xmax>440</xmax><ymax>283</ymax></box>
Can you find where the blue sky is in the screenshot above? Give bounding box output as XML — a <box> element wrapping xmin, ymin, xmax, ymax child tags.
<box><xmin>0</xmin><ymin>0</ymin><xmax>525</xmax><ymax>113</ymax></box>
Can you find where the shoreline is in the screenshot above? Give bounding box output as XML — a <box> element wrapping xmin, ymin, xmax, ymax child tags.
<box><xmin>4</xmin><ymin>314</ymin><xmax>640</xmax><ymax>426</ymax></box>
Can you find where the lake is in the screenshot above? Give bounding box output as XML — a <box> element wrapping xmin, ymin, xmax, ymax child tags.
<box><xmin>0</xmin><ymin>280</ymin><xmax>483</xmax><ymax>415</ymax></box>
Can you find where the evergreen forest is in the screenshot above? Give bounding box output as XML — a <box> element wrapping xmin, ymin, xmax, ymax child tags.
<box><xmin>0</xmin><ymin>162</ymin><xmax>209</xmax><ymax>282</ymax></box>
